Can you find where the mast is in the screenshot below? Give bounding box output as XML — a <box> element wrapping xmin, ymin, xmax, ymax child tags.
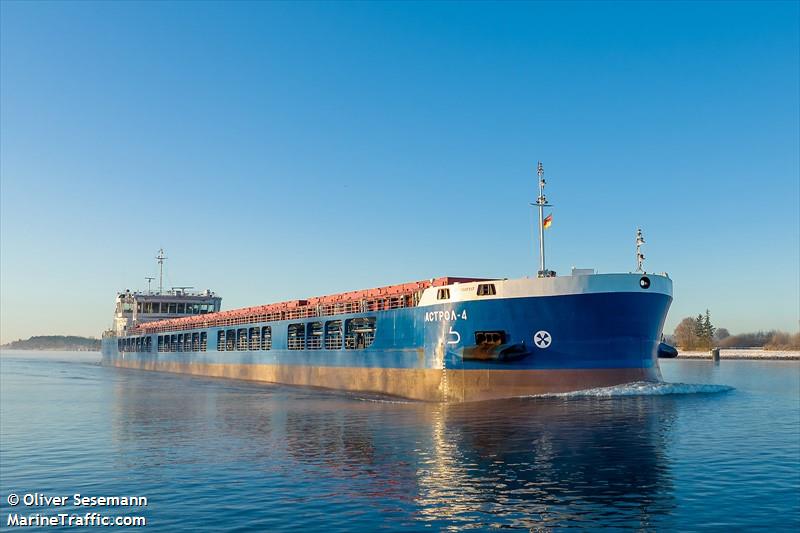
<box><xmin>635</xmin><ymin>228</ymin><xmax>646</xmax><ymax>272</ymax></box>
<box><xmin>145</xmin><ymin>277</ymin><xmax>155</xmax><ymax>294</ymax></box>
<box><xmin>535</xmin><ymin>161</ymin><xmax>552</xmax><ymax>277</ymax></box>
<box><xmin>156</xmin><ymin>248</ymin><xmax>167</xmax><ymax>294</ymax></box>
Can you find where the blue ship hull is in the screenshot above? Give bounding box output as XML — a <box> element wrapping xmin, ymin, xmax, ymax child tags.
<box><xmin>102</xmin><ymin>275</ymin><xmax>672</xmax><ymax>401</ymax></box>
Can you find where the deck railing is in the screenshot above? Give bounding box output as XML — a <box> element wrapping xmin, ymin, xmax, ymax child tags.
<box><xmin>131</xmin><ymin>277</ymin><xmax>485</xmax><ymax>335</ymax></box>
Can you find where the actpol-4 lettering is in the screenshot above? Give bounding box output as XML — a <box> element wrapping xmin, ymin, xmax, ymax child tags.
<box><xmin>424</xmin><ymin>309</ymin><xmax>467</xmax><ymax>322</ymax></box>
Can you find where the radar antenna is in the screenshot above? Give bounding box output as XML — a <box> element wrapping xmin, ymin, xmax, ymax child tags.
<box><xmin>156</xmin><ymin>248</ymin><xmax>167</xmax><ymax>294</ymax></box>
<box><xmin>635</xmin><ymin>228</ymin><xmax>646</xmax><ymax>272</ymax></box>
<box><xmin>172</xmin><ymin>286</ymin><xmax>194</xmax><ymax>295</ymax></box>
<box><xmin>145</xmin><ymin>277</ymin><xmax>155</xmax><ymax>294</ymax></box>
<box><xmin>534</xmin><ymin>161</ymin><xmax>553</xmax><ymax>277</ymax></box>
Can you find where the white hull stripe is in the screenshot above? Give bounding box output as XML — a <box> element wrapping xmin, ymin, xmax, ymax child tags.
<box><xmin>417</xmin><ymin>273</ymin><xmax>672</xmax><ymax>307</ymax></box>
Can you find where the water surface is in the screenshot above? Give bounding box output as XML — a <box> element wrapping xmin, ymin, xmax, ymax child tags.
<box><xmin>1</xmin><ymin>351</ymin><xmax>798</xmax><ymax>531</ymax></box>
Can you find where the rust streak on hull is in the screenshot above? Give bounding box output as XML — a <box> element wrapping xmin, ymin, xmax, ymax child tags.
<box><xmin>108</xmin><ymin>360</ymin><xmax>658</xmax><ymax>402</ymax></box>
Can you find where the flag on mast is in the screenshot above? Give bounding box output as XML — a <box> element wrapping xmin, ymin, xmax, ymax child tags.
<box><xmin>543</xmin><ymin>213</ymin><xmax>553</xmax><ymax>229</ymax></box>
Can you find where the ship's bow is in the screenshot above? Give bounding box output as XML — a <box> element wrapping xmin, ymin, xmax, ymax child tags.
<box><xmin>439</xmin><ymin>273</ymin><xmax>672</xmax><ymax>402</ymax></box>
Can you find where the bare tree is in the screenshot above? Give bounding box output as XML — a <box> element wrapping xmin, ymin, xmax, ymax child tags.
<box><xmin>674</xmin><ymin>317</ymin><xmax>698</xmax><ymax>350</ymax></box>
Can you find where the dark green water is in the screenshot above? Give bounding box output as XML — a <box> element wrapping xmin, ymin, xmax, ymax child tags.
<box><xmin>1</xmin><ymin>351</ymin><xmax>798</xmax><ymax>531</ymax></box>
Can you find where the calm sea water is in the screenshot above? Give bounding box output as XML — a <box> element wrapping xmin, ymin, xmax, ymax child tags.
<box><xmin>1</xmin><ymin>351</ymin><xmax>798</xmax><ymax>531</ymax></box>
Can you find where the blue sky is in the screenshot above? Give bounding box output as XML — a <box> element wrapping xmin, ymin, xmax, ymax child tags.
<box><xmin>1</xmin><ymin>1</ymin><xmax>798</xmax><ymax>343</ymax></box>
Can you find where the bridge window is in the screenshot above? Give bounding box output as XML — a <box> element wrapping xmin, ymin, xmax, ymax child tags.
<box><xmin>477</xmin><ymin>283</ymin><xmax>496</xmax><ymax>296</ymax></box>
<box><xmin>288</xmin><ymin>323</ymin><xmax>305</xmax><ymax>350</ymax></box>
<box><xmin>200</xmin><ymin>332</ymin><xmax>207</xmax><ymax>351</ymax></box>
<box><xmin>171</xmin><ymin>334</ymin><xmax>178</xmax><ymax>351</ymax></box>
<box><xmin>225</xmin><ymin>329</ymin><xmax>235</xmax><ymax>351</ymax></box>
<box><xmin>177</xmin><ymin>303</ymin><xmax>185</xmax><ymax>314</ymax></box>
<box><xmin>261</xmin><ymin>326</ymin><xmax>272</xmax><ymax>350</ymax></box>
<box><xmin>145</xmin><ymin>336</ymin><xmax>152</xmax><ymax>352</ymax></box>
<box><xmin>307</xmin><ymin>321</ymin><xmax>323</xmax><ymax>349</ymax></box>
<box><xmin>184</xmin><ymin>334</ymin><xmax>192</xmax><ymax>351</ymax></box>
<box><xmin>437</xmin><ymin>288</ymin><xmax>450</xmax><ymax>300</ymax></box>
<box><xmin>176</xmin><ymin>334</ymin><xmax>183</xmax><ymax>352</ymax></box>
<box><xmin>217</xmin><ymin>331</ymin><xmax>225</xmax><ymax>351</ymax></box>
<box><xmin>325</xmin><ymin>320</ymin><xmax>343</xmax><ymax>350</ymax></box>
<box><xmin>191</xmin><ymin>332</ymin><xmax>199</xmax><ymax>351</ymax></box>
<box><xmin>168</xmin><ymin>303</ymin><xmax>177</xmax><ymax>314</ymax></box>
<box><xmin>345</xmin><ymin>317</ymin><xmax>376</xmax><ymax>349</ymax></box>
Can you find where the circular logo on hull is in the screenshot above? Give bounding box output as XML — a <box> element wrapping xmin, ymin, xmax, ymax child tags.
<box><xmin>534</xmin><ymin>330</ymin><xmax>552</xmax><ymax>349</ymax></box>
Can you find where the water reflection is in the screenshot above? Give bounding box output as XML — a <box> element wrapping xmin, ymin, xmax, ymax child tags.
<box><xmin>415</xmin><ymin>398</ymin><xmax>677</xmax><ymax>530</ymax></box>
<box><xmin>110</xmin><ymin>373</ymin><xmax>677</xmax><ymax>529</ymax></box>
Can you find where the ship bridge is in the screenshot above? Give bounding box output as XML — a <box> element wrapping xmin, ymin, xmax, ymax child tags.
<box><xmin>112</xmin><ymin>288</ymin><xmax>222</xmax><ymax>335</ymax></box>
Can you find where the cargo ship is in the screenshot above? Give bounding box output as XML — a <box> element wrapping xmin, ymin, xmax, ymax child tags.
<box><xmin>101</xmin><ymin>164</ymin><xmax>673</xmax><ymax>401</ymax></box>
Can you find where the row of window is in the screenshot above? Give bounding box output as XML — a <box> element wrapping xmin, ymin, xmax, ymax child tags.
<box><xmin>119</xmin><ymin>333</ymin><xmax>209</xmax><ymax>352</ymax></box>
<box><xmin>288</xmin><ymin>318</ymin><xmax>376</xmax><ymax>350</ymax></box>
<box><xmin>118</xmin><ymin>336</ymin><xmax>153</xmax><ymax>352</ymax></box>
<box><xmin>119</xmin><ymin>317</ymin><xmax>378</xmax><ymax>354</ymax></box>
<box><xmin>217</xmin><ymin>326</ymin><xmax>273</xmax><ymax>351</ymax></box>
<box><xmin>217</xmin><ymin>317</ymin><xmax>377</xmax><ymax>351</ymax></box>
<box><xmin>158</xmin><ymin>332</ymin><xmax>208</xmax><ymax>352</ymax></box>
<box><xmin>437</xmin><ymin>283</ymin><xmax>496</xmax><ymax>300</ymax></box>
<box><xmin>137</xmin><ymin>302</ymin><xmax>215</xmax><ymax>315</ymax></box>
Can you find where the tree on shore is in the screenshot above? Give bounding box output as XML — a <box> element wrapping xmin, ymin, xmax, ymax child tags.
<box><xmin>674</xmin><ymin>310</ymin><xmax>715</xmax><ymax>350</ymax></box>
<box><xmin>719</xmin><ymin>330</ymin><xmax>800</xmax><ymax>350</ymax></box>
<box><xmin>702</xmin><ymin>309</ymin><xmax>716</xmax><ymax>349</ymax></box>
<box><xmin>674</xmin><ymin>317</ymin><xmax>699</xmax><ymax>349</ymax></box>
<box><xmin>714</xmin><ymin>328</ymin><xmax>730</xmax><ymax>342</ymax></box>
<box><xmin>693</xmin><ymin>314</ymin><xmax>704</xmax><ymax>347</ymax></box>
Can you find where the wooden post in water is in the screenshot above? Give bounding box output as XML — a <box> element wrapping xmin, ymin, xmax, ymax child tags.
<box><xmin>711</xmin><ymin>347</ymin><xmax>720</xmax><ymax>362</ymax></box>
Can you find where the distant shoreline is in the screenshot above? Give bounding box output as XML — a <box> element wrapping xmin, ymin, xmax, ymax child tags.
<box><xmin>0</xmin><ymin>335</ymin><xmax>100</xmax><ymax>352</ymax></box>
<box><xmin>0</xmin><ymin>348</ymin><xmax>100</xmax><ymax>352</ymax></box>
<box><xmin>677</xmin><ymin>349</ymin><xmax>800</xmax><ymax>361</ymax></box>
